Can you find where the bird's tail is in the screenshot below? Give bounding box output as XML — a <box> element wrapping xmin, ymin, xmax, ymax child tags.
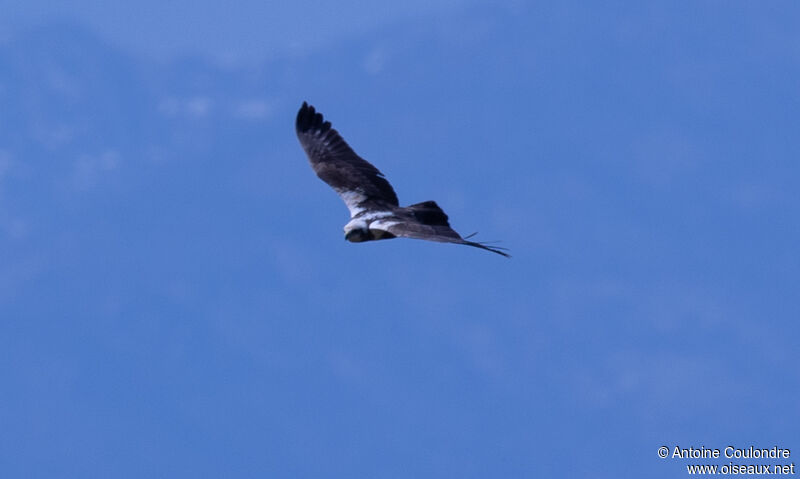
<box><xmin>407</xmin><ymin>202</ymin><xmax>510</xmax><ymax>257</ymax></box>
<box><xmin>462</xmin><ymin>239</ymin><xmax>511</xmax><ymax>257</ymax></box>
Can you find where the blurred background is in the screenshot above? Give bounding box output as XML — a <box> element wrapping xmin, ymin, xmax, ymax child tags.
<box><xmin>1</xmin><ymin>1</ymin><xmax>798</xmax><ymax>477</ymax></box>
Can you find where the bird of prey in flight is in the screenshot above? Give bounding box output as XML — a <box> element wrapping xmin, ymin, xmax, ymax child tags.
<box><xmin>295</xmin><ymin>102</ymin><xmax>509</xmax><ymax>257</ymax></box>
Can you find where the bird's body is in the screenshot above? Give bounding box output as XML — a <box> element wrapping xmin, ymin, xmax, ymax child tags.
<box><xmin>295</xmin><ymin>102</ymin><xmax>509</xmax><ymax>257</ymax></box>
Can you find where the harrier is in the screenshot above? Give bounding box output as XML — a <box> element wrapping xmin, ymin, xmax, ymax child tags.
<box><xmin>295</xmin><ymin>102</ymin><xmax>509</xmax><ymax>257</ymax></box>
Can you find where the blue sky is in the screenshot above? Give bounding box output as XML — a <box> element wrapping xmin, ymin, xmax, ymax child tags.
<box><xmin>1</xmin><ymin>1</ymin><xmax>798</xmax><ymax>477</ymax></box>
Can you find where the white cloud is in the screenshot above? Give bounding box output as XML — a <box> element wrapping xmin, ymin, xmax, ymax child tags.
<box><xmin>186</xmin><ymin>96</ymin><xmax>212</xmax><ymax>117</ymax></box>
<box><xmin>232</xmin><ymin>99</ymin><xmax>272</xmax><ymax>120</ymax></box>
<box><xmin>159</xmin><ymin>96</ymin><xmax>279</xmax><ymax>120</ymax></box>
<box><xmin>72</xmin><ymin>149</ymin><xmax>120</xmax><ymax>190</ymax></box>
<box><xmin>3</xmin><ymin>0</ymin><xmax>478</xmax><ymax>62</ymax></box>
<box><xmin>158</xmin><ymin>96</ymin><xmax>213</xmax><ymax>118</ymax></box>
<box><xmin>363</xmin><ymin>46</ymin><xmax>387</xmax><ymax>75</ymax></box>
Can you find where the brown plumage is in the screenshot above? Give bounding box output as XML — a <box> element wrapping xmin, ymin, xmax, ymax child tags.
<box><xmin>295</xmin><ymin>102</ymin><xmax>509</xmax><ymax>257</ymax></box>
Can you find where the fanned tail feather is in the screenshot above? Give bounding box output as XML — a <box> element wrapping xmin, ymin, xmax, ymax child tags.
<box><xmin>458</xmin><ymin>231</ymin><xmax>510</xmax><ymax>257</ymax></box>
<box><xmin>462</xmin><ymin>239</ymin><xmax>511</xmax><ymax>258</ymax></box>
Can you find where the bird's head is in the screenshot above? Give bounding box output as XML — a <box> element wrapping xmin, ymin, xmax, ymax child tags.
<box><xmin>343</xmin><ymin>219</ymin><xmax>370</xmax><ymax>243</ymax></box>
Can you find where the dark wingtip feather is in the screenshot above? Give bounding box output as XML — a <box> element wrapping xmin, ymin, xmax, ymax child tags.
<box><xmin>296</xmin><ymin>102</ymin><xmax>311</xmax><ymax>132</ymax></box>
<box><xmin>296</xmin><ymin>101</ymin><xmax>330</xmax><ymax>135</ymax></box>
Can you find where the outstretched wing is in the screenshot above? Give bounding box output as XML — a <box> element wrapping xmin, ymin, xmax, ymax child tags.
<box><xmin>296</xmin><ymin>102</ymin><xmax>399</xmax><ymax>216</ymax></box>
<box><xmin>370</xmin><ymin>201</ymin><xmax>511</xmax><ymax>257</ymax></box>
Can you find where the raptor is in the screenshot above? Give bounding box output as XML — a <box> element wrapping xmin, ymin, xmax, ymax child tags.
<box><xmin>295</xmin><ymin>102</ymin><xmax>509</xmax><ymax>257</ymax></box>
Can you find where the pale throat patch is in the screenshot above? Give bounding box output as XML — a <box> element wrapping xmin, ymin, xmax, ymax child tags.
<box><xmin>344</xmin><ymin>214</ymin><xmax>397</xmax><ymax>236</ymax></box>
<box><xmin>343</xmin><ymin>217</ymin><xmax>368</xmax><ymax>234</ymax></box>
